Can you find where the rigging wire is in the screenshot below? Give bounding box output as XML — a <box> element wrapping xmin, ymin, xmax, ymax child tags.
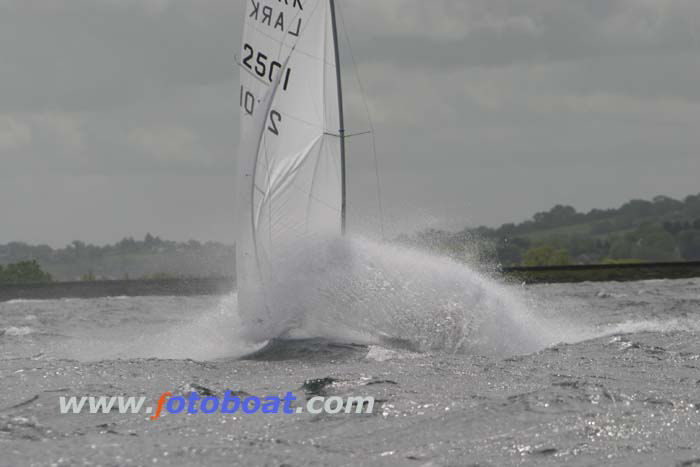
<box><xmin>336</xmin><ymin>0</ymin><xmax>387</xmax><ymax>240</ymax></box>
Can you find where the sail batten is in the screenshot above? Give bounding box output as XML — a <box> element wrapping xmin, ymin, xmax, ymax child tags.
<box><xmin>236</xmin><ymin>0</ymin><xmax>344</xmax><ymax>340</ymax></box>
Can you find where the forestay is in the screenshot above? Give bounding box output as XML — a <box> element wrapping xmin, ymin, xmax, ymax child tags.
<box><xmin>236</xmin><ymin>0</ymin><xmax>344</xmax><ymax>339</ymax></box>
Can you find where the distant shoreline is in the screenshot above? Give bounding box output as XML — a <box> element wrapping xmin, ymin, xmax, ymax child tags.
<box><xmin>2</xmin><ymin>262</ymin><xmax>700</xmax><ymax>302</ymax></box>
<box><xmin>0</xmin><ymin>277</ymin><xmax>235</xmax><ymax>302</ymax></box>
<box><xmin>502</xmin><ymin>261</ymin><xmax>700</xmax><ymax>284</ymax></box>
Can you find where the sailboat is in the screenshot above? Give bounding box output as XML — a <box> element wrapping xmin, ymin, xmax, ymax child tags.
<box><xmin>236</xmin><ymin>0</ymin><xmax>349</xmax><ymax>341</ymax></box>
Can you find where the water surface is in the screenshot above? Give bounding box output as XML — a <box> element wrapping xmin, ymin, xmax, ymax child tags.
<box><xmin>2</xmin><ymin>273</ymin><xmax>700</xmax><ymax>466</ymax></box>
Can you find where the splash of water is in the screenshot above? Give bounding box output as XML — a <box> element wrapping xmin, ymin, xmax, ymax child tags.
<box><xmin>238</xmin><ymin>235</ymin><xmax>560</xmax><ymax>356</ymax></box>
<box><xmin>56</xmin><ymin>236</ymin><xmax>568</xmax><ymax>361</ymax></box>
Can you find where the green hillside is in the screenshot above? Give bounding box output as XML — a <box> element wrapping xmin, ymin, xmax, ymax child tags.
<box><xmin>3</xmin><ymin>194</ymin><xmax>700</xmax><ymax>279</ymax></box>
<box><xmin>400</xmin><ymin>194</ymin><xmax>700</xmax><ymax>267</ymax></box>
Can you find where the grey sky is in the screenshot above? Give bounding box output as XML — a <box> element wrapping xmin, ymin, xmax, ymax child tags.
<box><xmin>1</xmin><ymin>0</ymin><xmax>698</xmax><ymax>246</ymax></box>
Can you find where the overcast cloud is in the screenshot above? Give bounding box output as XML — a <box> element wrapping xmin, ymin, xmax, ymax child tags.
<box><xmin>1</xmin><ymin>0</ymin><xmax>698</xmax><ymax>246</ymax></box>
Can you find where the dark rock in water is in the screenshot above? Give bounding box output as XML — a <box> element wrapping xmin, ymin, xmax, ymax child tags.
<box><xmin>189</xmin><ymin>383</ymin><xmax>216</xmax><ymax>397</ymax></box>
<box><xmin>96</xmin><ymin>423</ymin><xmax>119</xmax><ymax>435</ymax></box>
<box><xmin>302</xmin><ymin>378</ymin><xmax>337</xmax><ymax>397</ymax></box>
<box><xmin>365</xmin><ymin>379</ymin><xmax>398</xmax><ymax>386</ymax></box>
<box><xmin>179</xmin><ymin>383</ymin><xmax>253</xmax><ymax>399</ymax></box>
<box><xmin>0</xmin><ymin>415</ymin><xmax>54</xmax><ymax>441</ymax></box>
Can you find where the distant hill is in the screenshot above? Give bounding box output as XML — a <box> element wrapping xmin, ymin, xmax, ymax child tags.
<box><xmin>0</xmin><ymin>235</ymin><xmax>235</xmax><ymax>282</ymax></box>
<box><xmin>4</xmin><ymin>193</ymin><xmax>700</xmax><ymax>278</ymax></box>
<box><xmin>399</xmin><ymin>193</ymin><xmax>700</xmax><ymax>267</ymax></box>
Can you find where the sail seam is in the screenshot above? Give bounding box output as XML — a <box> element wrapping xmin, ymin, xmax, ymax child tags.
<box><xmin>304</xmin><ymin>137</ymin><xmax>327</xmax><ymax>233</ymax></box>
<box><xmin>274</xmin><ymin>110</ymin><xmax>325</xmax><ymax>131</ymax></box>
<box><xmin>289</xmin><ymin>182</ymin><xmax>342</xmax><ymax>214</ymax></box>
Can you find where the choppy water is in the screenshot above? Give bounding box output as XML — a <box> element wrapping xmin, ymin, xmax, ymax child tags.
<box><xmin>2</xmin><ymin>242</ymin><xmax>700</xmax><ymax>466</ymax></box>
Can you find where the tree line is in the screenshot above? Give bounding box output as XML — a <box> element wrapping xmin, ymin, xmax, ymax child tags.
<box><xmin>0</xmin><ymin>234</ymin><xmax>235</xmax><ymax>282</ymax></box>
<box><xmin>0</xmin><ymin>260</ymin><xmax>52</xmax><ymax>285</ymax></box>
<box><xmin>3</xmin><ymin>194</ymin><xmax>700</xmax><ymax>283</ymax></box>
<box><xmin>398</xmin><ymin>193</ymin><xmax>700</xmax><ymax>267</ymax></box>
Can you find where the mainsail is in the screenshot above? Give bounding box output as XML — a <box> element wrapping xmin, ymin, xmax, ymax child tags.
<box><xmin>236</xmin><ymin>0</ymin><xmax>345</xmax><ymax>340</ymax></box>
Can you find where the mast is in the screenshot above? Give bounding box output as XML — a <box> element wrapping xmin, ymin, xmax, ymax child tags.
<box><xmin>329</xmin><ymin>0</ymin><xmax>347</xmax><ymax>235</ymax></box>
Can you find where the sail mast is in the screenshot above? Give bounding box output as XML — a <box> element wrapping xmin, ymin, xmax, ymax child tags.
<box><xmin>329</xmin><ymin>0</ymin><xmax>347</xmax><ymax>235</ymax></box>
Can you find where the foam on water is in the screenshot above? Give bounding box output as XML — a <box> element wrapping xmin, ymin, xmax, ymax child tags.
<box><xmin>2</xmin><ymin>326</ymin><xmax>35</xmax><ymax>336</ymax></box>
<box><xmin>4</xmin><ymin>299</ymin><xmax>46</xmax><ymax>305</ymax></box>
<box><xmin>533</xmin><ymin>306</ymin><xmax>700</xmax><ymax>347</ymax></box>
<box><xmin>597</xmin><ymin>318</ymin><xmax>700</xmax><ymax>337</ymax></box>
<box><xmin>237</xmin><ymin>235</ymin><xmax>562</xmax><ymax>356</ymax></box>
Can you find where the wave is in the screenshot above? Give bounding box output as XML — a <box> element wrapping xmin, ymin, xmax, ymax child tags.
<box><xmin>60</xmin><ymin>293</ymin><xmax>264</xmax><ymax>362</ymax></box>
<box><xmin>597</xmin><ymin>318</ymin><xmax>700</xmax><ymax>337</ymax></box>
<box><xmin>2</xmin><ymin>299</ymin><xmax>47</xmax><ymax>305</ymax></box>
<box><xmin>2</xmin><ymin>326</ymin><xmax>35</xmax><ymax>336</ymax></box>
<box><xmin>538</xmin><ymin>316</ymin><xmax>700</xmax><ymax>350</ymax></box>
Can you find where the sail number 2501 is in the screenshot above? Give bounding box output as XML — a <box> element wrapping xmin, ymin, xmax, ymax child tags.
<box><xmin>242</xmin><ymin>43</ymin><xmax>292</xmax><ymax>91</ymax></box>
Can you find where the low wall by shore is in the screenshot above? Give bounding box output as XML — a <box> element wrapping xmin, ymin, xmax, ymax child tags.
<box><xmin>0</xmin><ymin>278</ymin><xmax>235</xmax><ymax>302</ymax></box>
<box><xmin>2</xmin><ymin>262</ymin><xmax>700</xmax><ymax>302</ymax></box>
<box><xmin>502</xmin><ymin>261</ymin><xmax>700</xmax><ymax>285</ymax></box>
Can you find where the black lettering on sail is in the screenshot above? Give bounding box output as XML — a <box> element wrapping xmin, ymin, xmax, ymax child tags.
<box><xmin>277</xmin><ymin>0</ymin><xmax>303</xmax><ymax>10</ymax></box>
<box><xmin>274</xmin><ymin>12</ymin><xmax>284</xmax><ymax>31</ymax></box>
<box><xmin>249</xmin><ymin>0</ymin><xmax>260</xmax><ymax>20</ymax></box>
<box><xmin>249</xmin><ymin>1</ymin><xmax>303</xmax><ymax>33</ymax></box>
<box><xmin>288</xmin><ymin>18</ymin><xmax>301</xmax><ymax>37</ymax></box>
<box><xmin>262</xmin><ymin>6</ymin><xmax>272</xmax><ymax>26</ymax></box>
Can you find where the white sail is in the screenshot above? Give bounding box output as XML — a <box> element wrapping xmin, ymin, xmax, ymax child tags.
<box><xmin>237</xmin><ymin>0</ymin><xmax>344</xmax><ymax>340</ymax></box>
